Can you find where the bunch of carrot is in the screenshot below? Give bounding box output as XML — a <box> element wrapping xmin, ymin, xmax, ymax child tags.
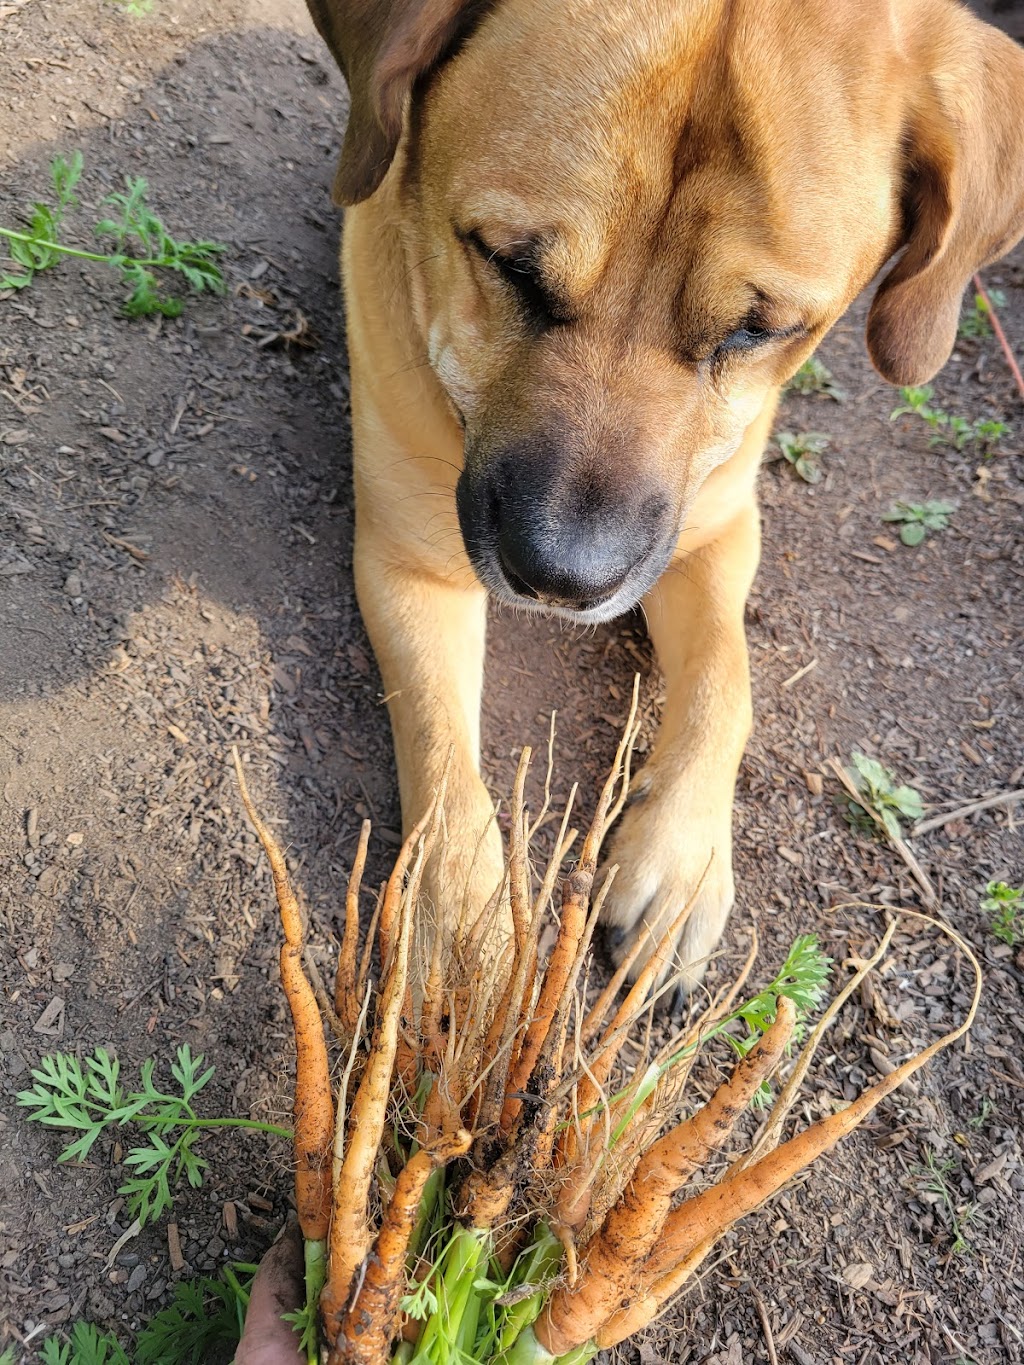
<box><xmin>233</xmin><ymin>685</ymin><xmax>980</xmax><ymax>1365</ymax></box>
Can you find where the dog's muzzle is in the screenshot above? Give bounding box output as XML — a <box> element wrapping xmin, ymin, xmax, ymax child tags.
<box><xmin>455</xmin><ymin>437</ymin><xmax>676</xmax><ymax>621</ymax></box>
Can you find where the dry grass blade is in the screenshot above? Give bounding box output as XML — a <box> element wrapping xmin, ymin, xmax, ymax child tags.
<box><xmin>337</xmin><ymin>819</ymin><xmax>371</xmax><ymax>1033</ymax></box>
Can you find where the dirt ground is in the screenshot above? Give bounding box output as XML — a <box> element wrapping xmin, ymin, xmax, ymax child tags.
<box><xmin>1</xmin><ymin>1</ymin><xmax>1022</xmax><ymax>1361</ymax></box>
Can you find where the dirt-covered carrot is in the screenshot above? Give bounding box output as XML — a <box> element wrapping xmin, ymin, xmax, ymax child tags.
<box><xmin>534</xmin><ymin>999</ymin><xmax>795</xmax><ymax>1358</ymax></box>
<box><xmin>332</xmin><ymin>1131</ymin><xmax>471</xmax><ymax>1365</ymax></box>
<box><xmin>320</xmin><ymin>792</ymin><xmax>442</xmax><ymax>1341</ymax></box>
<box><xmin>500</xmin><ymin>701</ymin><xmax>638</xmax><ymax>1138</ymax></box>
<box><xmin>336</xmin><ymin>818</ymin><xmax>370</xmax><ymax>1036</ymax></box>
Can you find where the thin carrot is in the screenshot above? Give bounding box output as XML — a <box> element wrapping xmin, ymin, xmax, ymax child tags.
<box><xmin>336</xmin><ymin>819</ymin><xmax>370</xmax><ymax>1035</ymax></box>
<box><xmin>553</xmin><ymin>855</ymin><xmax>712</xmax><ymax>1229</ymax></box>
<box><xmin>643</xmin><ymin>977</ymin><xmax>978</xmax><ymax>1287</ymax></box>
<box><xmin>320</xmin><ymin>789</ymin><xmax>442</xmax><ymax>1341</ymax></box>
<box><xmin>534</xmin><ymin>999</ymin><xmax>795</xmax><ymax>1358</ymax></box>
<box><xmin>233</xmin><ymin>749</ymin><xmax>334</xmax><ymax>1244</ymax></box>
<box><xmin>500</xmin><ymin>867</ymin><xmax>590</xmax><ymax>1134</ymax></box>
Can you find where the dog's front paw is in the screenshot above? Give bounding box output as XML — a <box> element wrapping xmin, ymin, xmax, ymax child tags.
<box><xmin>599</xmin><ymin>770</ymin><xmax>736</xmax><ymax>996</ymax></box>
<box><xmin>419</xmin><ymin>784</ymin><xmax>507</xmax><ymax>945</ymax></box>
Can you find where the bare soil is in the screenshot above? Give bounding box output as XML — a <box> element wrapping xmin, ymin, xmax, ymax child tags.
<box><xmin>0</xmin><ymin>2</ymin><xmax>1022</xmax><ymax>1362</ymax></box>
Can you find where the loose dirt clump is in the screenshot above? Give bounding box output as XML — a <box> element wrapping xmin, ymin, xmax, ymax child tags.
<box><xmin>1</xmin><ymin>2</ymin><xmax>1022</xmax><ymax>1362</ymax></box>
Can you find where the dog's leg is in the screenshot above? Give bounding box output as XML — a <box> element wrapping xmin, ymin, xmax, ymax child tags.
<box><xmin>342</xmin><ymin>201</ymin><xmax>507</xmax><ymax>936</ymax></box>
<box><xmin>354</xmin><ymin>540</ymin><xmax>504</xmax><ymax>903</ymax></box>
<box><xmin>601</xmin><ymin>423</ymin><xmax>768</xmax><ymax>993</ymax></box>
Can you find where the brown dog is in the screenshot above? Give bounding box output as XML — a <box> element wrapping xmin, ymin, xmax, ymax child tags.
<box><xmin>305</xmin><ymin>0</ymin><xmax>1024</xmax><ymax>986</ymax></box>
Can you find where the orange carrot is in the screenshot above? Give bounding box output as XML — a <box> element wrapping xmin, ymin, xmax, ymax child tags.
<box><xmin>503</xmin><ymin>683</ymin><xmax>639</xmax><ymax>1134</ymax></box>
<box><xmin>332</xmin><ymin>1131</ymin><xmax>471</xmax><ymax>1365</ymax></box>
<box><xmin>645</xmin><ymin>1018</ymin><xmax>972</xmax><ymax>1286</ymax></box>
<box><xmin>233</xmin><ymin>749</ymin><xmax>334</xmax><ymax>1243</ymax></box>
<box><xmin>280</xmin><ymin>944</ymin><xmax>335</xmax><ymax>1241</ymax></box>
<box><xmin>553</xmin><ymin>856</ymin><xmax>712</xmax><ymax>1229</ymax></box>
<box><xmin>321</xmin><ymin>791</ymin><xmax>442</xmax><ymax>1341</ymax></box>
<box><xmin>535</xmin><ymin>999</ymin><xmax>795</xmax><ymax>1357</ymax></box>
<box><xmin>500</xmin><ymin>867</ymin><xmax>590</xmax><ymax>1134</ymax></box>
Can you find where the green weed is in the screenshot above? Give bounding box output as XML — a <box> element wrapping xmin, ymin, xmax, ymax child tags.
<box><xmin>981</xmin><ymin>880</ymin><xmax>1022</xmax><ymax>947</ymax></box>
<box><xmin>23</xmin><ymin>1264</ymin><xmax>253</xmax><ymax>1365</ymax></box>
<box><xmin>845</xmin><ymin>752</ymin><xmax>924</xmax><ymax>841</ymax></box>
<box><xmin>17</xmin><ymin>1045</ymin><xmax>290</xmax><ymax>1227</ymax></box>
<box><xmin>0</xmin><ymin>152</ymin><xmax>83</xmax><ymax>287</ymax></box>
<box><xmin>783</xmin><ymin>356</ymin><xmax>847</xmax><ymax>401</ymax></box>
<box><xmin>775</xmin><ymin>430</ymin><xmax>830</xmax><ymax>484</ymax></box>
<box><xmin>722</xmin><ymin>933</ymin><xmax>832</xmax><ymax>1109</ymax></box>
<box><xmin>967</xmin><ymin>1097</ymin><xmax>997</xmax><ymax>1131</ymax></box>
<box><xmin>913</xmin><ymin>1148</ymin><xmax>979</xmax><ymax>1255</ymax></box>
<box><xmin>881</xmin><ymin>499</ymin><xmax>956</xmax><ymax>547</ymax></box>
<box><xmin>958</xmin><ymin>288</ymin><xmax>1007</xmax><ymax>339</ymax></box>
<box><xmin>0</xmin><ymin>154</ymin><xmax>226</xmax><ymax>317</ymax></box>
<box><xmin>890</xmin><ymin>385</ymin><xmax>1009</xmax><ymax>455</ymax></box>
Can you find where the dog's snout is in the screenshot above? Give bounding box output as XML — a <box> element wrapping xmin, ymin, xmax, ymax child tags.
<box><xmin>496</xmin><ymin>514</ymin><xmax>641</xmax><ymax>612</ymax></box>
<box><xmin>457</xmin><ymin>436</ymin><xmax>675</xmax><ymax>618</ymax></box>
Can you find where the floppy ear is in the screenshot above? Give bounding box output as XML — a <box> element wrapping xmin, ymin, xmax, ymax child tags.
<box><xmin>866</xmin><ymin>17</ymin><xmax>1024</xmax><ymax>386</ymax></box>
<box><xmin>305</xmin><ymin>0</ymin><xmax>488</xmax><ymax>206</ymax></box>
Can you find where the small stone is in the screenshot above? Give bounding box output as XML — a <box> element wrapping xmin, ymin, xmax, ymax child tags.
<box><xmin>63</xmin><ymin>573</ymin><xmax>82</xmax><ymax>597</ymax></box>
<box><xmin>126</xmin><ymin>1264</ymin><xmax>147</xmax><ymax>1294</ymax></box>
<box><xmin>842</xmin><ymin>1262</ymin><xmax>875</xmax><ymax>1290</ymax></box>
<box><xmin>205</xmin><ymin>1236</ymin><xmax>225</xmax><ymax>1258</ymax></box>
<box><xmin>66</xmin><ymin>832</ymin><xmax>84</xmax><ymax>848</ymax></box>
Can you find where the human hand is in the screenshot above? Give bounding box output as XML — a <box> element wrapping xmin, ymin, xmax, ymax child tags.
<box><xmin>234</xmin><ymin>1217</ymin><xmax>305</xmax><ymax>1364</ymax></box>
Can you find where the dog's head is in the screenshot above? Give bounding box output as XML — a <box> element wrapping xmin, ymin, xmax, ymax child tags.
<box><xmin>310</xmin><ymin>0</ymin><xmax>1024</xmax><ymax>620</ymax></box>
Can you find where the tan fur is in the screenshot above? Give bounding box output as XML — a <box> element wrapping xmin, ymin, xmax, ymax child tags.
<box><xmin>309</xmin><ymin>0</ymin><xmax>1024</xmax><ymax>984</ymax></box>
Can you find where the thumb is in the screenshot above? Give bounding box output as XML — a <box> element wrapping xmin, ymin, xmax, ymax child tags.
<box><xmin>235</xmin><ymin>1215</ymin><xmax>307</xmax><ymax>1364</ymax></box>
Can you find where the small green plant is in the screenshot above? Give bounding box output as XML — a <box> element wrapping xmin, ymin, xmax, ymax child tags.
<box><xmin>723</xmin><ymin>934</ymin><xmax>832</xmax><ymax>1109</ymax></box>
<box><xmin>116</xmin><ymin>0</ymin><xmax>154</xmax><ymax>13</ymax></box>
<box><xmin>0</xmin><ymin>154</ymin><xmax>226</xmax><ymax>317</ymax></box>
<box><xmin>0</xmin><ymin>151</ymin><xmax>83</xmax><ymax>289</ymax></box>
<box><xmin>981</xmin><ymin>880</ymin><xmax>1022</xmax><ymax>946</ymax></box>
<box><xmin>958</xmin><ymin>287</ymin><xmax>1006</xmax><ymax>339</ymax></box>
<box><xmin>881</xmin><ymin>499</ymin><xmax>956</xmax><ymax>546</ymax></box>
<box><xmin>17</xmin><ymin>1045</ymin><xmax>290</xmax><ymax>1227</ymax></box>
<box><xmin>784</xmin><ymin>355</ymin><xmax>847</xmax><ymax>401</ymax></box>
<box><xmin>774</xmin><ymin>430</ymin><xmax>830</xmax><ymax>484</ymax></box>
<box><xmin>969</xmin><ymin>418</ymin><xmax>1011</xmax><ymax>454</ymax></box>
<box><xmin>913</xmin><ymin>1147</ymin><xmax>979</xmax><ymax>1255</ymax></box>
<box><xmin>967</xmin><ymin>1097</ymin><xmax>997</xmax><ymax>1131</ymax></box>
<box><xmin>24</xmin><ymin>1263</ymin><xmax>253</xmax><ymax>1365</ymax></box>
<box><xmin>845</xmin><ymin>751</ymin><xmax>924</xmax><ymax>841</ymax></box>
<box><xmin>890</xmin><ymin>386</ymin><xmax>1009</xmax><ymax>455</ymax></box>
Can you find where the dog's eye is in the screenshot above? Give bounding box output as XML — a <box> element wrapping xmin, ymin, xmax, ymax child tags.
<box><xmin>716</xmin><ymin>322</ymin><xmax>773</xmax><ymax>354</ymax></box>
<box><xmin>464</xmin><ymin>231</ymin><xmax>569</xmax><ymax>326</ymax></box>
<box><xmin>713</xmin><ymin>315</ymin><xmax>806</xmax><ymax>361</ymax></box>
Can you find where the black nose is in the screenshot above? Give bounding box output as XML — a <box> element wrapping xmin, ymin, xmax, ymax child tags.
<box><xmin>496</xmin><ymin>523</ymin><xmax>640</xmax><ymax>611</ymax></box>
<box><xmin>456</xmin><ymin>434</ymin><xmax>674</xmax><ymax>614</ymax></box>
<box><xmin>495</xmin><ymin>485</ymin><xmax>664</xmax><ymax>611</ymax></box>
